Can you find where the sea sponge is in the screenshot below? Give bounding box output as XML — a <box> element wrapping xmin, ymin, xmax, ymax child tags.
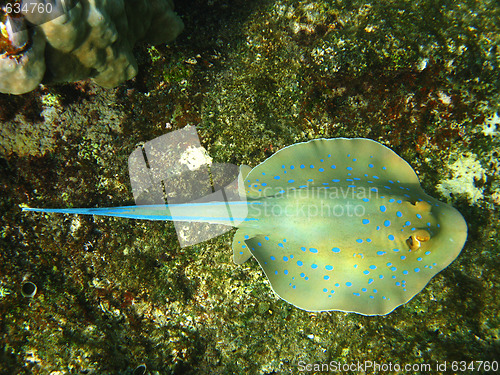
<box><xmin>0</xmin><ymin>0</ymin><xmax>183</xmax><ymax>94</ymax></box>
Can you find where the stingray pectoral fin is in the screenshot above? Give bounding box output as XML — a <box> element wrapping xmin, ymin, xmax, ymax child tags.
<box><xmin>244</xmin><ymin>235</ymin><xmax>330</xmax><ymax>311</ymax></box>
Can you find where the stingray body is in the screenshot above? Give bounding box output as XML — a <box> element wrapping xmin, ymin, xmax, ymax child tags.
<box><xmin>24</xmin><ymin>138</ymin><xmax>467</xmax><ymax>315</ymax></box>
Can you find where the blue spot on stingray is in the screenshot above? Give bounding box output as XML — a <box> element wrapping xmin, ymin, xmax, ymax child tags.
<box><xmin>311</xmin><ymin>264</ymin><xmax>318</xmax><ymax>269</ymax></box>
<box><xmin>300</xmin><ymin>273</ymin><xmax>305</xmax><ymax>277</ymax></box>
<box><xmin>380</xmin><ymin>205</ymin><xmax>387</xmax><ymax>212</ymax></box>
<box><xmin>278</xmin><ymin>243</ymin><xmax>284</xmax><ymax>248</ymax></box>
<box><xmin>331</xmin><ymin>165</ymin><xmax>337</xmax><ymax>169</ymax></box>
<box><xmin>301</xmin><ymin>247</ymin><xmax>306</xmax><ymax>252</ymax></box>
<box><xmin>366</xmin><ymin>238</ymin><xmax>372</xmax><ymax>243</ymax></box>
<box><xmin>425</xmin><ymin>251</ymin><xmax>431</xmax><ymax>255</ymax></box>
<box><xmin>363</xmin><ymin>270</ymin><xmax>369</xmax><ymax>275</ymax></box>
<box><xmin>332</xmin><ymin>247</ymin><xmax>341</xmax><ymax>253</ymax></box>
<box><xmin>283</xmin><ymin>256</ymin><xmax>288</xmax><ymax>262</ymax></box>
<box><xmin>390</xmin><ymin>266</ymin><xmax>397</xmax><ymax>271</ymax></box>
<box><xmin>324</xmin><ymin>275</ymin><xmax>330</xmax><ymax>280</ymax></box>
<box><xmin>369</xmin><ymin>265</ymin><xmax>377</xmax><ymax>270</ymax></box>
<box><xmin>274</xmin><ymin>271</ymin><xmax>278</xmax><ymax>275</ymax></box>
<box><xmin>347</xmin><ymin>167</ymin><xmax>353</xmax><ymax>171</ymax></box>
<box><xmin>325</xmin><ymin>265</ymin><xmax>333</xmax><ymax>271</ymax></box>
<box><xmin>335</xmin><ymin>283</ymin><xmax>340</xmax><ymax>287</ymax></box>
<box><xmin>356</xmin><ymin>239</ymin><xmax>363</xmax><ymax>243</ymax></box>
<box><xmin>310</xmin><ymin>165</ymin><xmax>314</xmax><ymax>168</ymax></box>
<box><xmin>346</xmin><ymin>282</ymin><xmax>352</xmax><ymax>287</ymax></box>
<box><xmin>415</xmin><ymin>268</ymin><xmax>420</xmax><ymax>272</ymax></box>
<box><xmin>417</xmin><ymin>257</ymin><xmax>423</xmax><ymax>261</ymax></box>
<box><xmin>319</xmin><ymin>168</ymin><xmax>324</xmax><ymax>172</ymax></box>
<box><xmin>290</xmin><ymin>165</ymin><xmax>295</xmax><ymax>169</ymax></box>
<box><xmin>379</xmin><ymin>275</ymin><xmax>384</xmax><ymax>279</ymax></box>
<box><xmin>368</xmin><ymin>278</ymin><xmax>374</xmax><ymax>284</ymax></box>
<box><xmin>405</xmin><ymin>221</ymin><xmax>411</xmax><ymax>226</ymax></box>
<box><xmin>369</xmin><ymin>164</ymin><xmax>374</xmax><ymax>168</ymax></box>
<box><xmin>262</xmin><ymin>183</ymin><xmax>267</xmax><ymax>186</ymax></box>
<box><xmin>284</xmin><ymin>270</ymin><xmax>289</xmax><ymax>275</ymax></box>
<box><xmin>362</xmin><ymin>219</ymin><xmax>370</xmax><ymax>224</ymax></box>
<box><xmin>274</xmin><ymin>176</ymin><xmax>280</xmax><ymax>180</ymax></box>
<box><xmin>388</xmin><ymin>235</ymin><xmax>395</xmax><ymax>241</ymax></box>
<box><xmin>401</xmin><ymin>255</ymin><xmax>406</xmax><ymax>260</ymax></box>
<box><xmin>309</xmin><ymin>248</ymin><xmax>318</xmax><ymax>253</ymax></box>
<box><xmin>377</xmin><ymin>251</ymin><xmax>386</xmax><ymax>255</ymax></box>
<box><xmin>258</xmin><ymin>242</ymin><xmax>262</xmax><ymax>246</ymax></box>
<box><xmin>288</xmin><ymin>179</ymin><xmax>295</xmax><ymax>183</ymax></box>
<box><xmin>323</xmin><ymin>288</ymin><xmax>328</xmax><ymax>293</ymax></box>
<box><xmin>416</xmin><ymin>213</ymin><xmax>422</xmax><ymax>219</ymax></box>
<box><xmin>396</xmin><ymin>211</ymin><xmax>403</xmax><ymax>217</ymax></box>
<box><xmin>362</xmin><ymin>288</ymin><xmax>367</xmax><ymax>292</ymax></box>
<box><xmin>384</xmin><ymin>220</ymin><xmax>391</xmax><ymax>227</ymax></box>
<box><xmin>362</xmin><ymin>198</ymin><xmax>369</xmax><ymax>202</ymax></box>
<box><xmin>353</xmin><ymin>292</ymin><xmax>360</xmax><ymax>296</ymax></box>
<box><xmin>270</xmin><ymin>256</ymin><xmax>276</xmax><ymax>261</ymax></box>
<box><xmin>403</xmin><ymin>270</ymin><xmax>408</xmax><ymax>275</ymax></box>
<box><xmin>297</xmin><ymin>261</ymin><xmax>303</xmax><ymax>266</ymax></box>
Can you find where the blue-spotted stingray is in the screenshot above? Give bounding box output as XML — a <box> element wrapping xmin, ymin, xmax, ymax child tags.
<box><xmin>23</xmin><ymin>138</ymin><xmax>467</xmax><ymax>315</ymax></box>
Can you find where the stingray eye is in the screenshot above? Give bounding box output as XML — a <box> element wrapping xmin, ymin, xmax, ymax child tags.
<box><xmin>412</xmin><ymin>201</ymin><xmax>432</xmax><ymax>212</ymax></box>
<box><xmin>406</xmin><ymin>229</ymin><xmax>431</xmax><ymax>251</ymax></box>
<box><xmin>406</xmin><ymin>235</ymin><xmax>420</xmax><ymax>251</ymax></box>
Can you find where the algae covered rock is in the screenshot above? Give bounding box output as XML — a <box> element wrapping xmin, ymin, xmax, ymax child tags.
<box><xmin>0</xmin><ymin>0</ymin><xmax>183</xmax><ymax>94</ymax></box>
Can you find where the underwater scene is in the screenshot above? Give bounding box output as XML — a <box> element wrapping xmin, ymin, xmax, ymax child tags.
<box><xmin>0</xmin><ymin>0</ymin><xmax>499</xmax><ymax>374</ymax></box>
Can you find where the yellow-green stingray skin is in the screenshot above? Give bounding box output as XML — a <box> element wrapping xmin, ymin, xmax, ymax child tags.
<box><xmin>232</xmin><ymin>138</ymin><xmax>467</xmax><ymax>315</ymax></box>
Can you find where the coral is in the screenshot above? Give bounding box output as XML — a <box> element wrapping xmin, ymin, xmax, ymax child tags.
<box><xmin>0</xmin><ymin>0</ymin><xmax>183</xmax><ymax>94</ymax></box>
<box><xmin>1</xmin><ymin>0</ymin><xmax>500</xmax><ymax>373</ymax></box>
<box><xmin>436</xmin><ymin>153</ymin><xmax>487</xmax><ymax>204</ymax></box>
<box><xmin>482</xmin><ymin>112</ymin><xmax>500</xmax><ymax>137</ymax></box>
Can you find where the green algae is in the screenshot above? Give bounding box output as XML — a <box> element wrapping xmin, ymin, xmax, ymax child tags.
<box><xmin>0</xmin><ymin>0</ymin><xmax>499</xmax><ymax>373</ymax></box>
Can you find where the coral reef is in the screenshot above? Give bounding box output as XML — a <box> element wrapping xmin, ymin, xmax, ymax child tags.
<box><xmin>0</xmin><ymin>0</ymin><xmax>183</xmax><ymax>94</ymax></box>
<box><xmin>0</xmin><ymin>0</ymin><xmax>499</xmax><ymax>373</ymax></box>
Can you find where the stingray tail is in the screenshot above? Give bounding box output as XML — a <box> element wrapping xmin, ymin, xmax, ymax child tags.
<box><xmin>22</xmin><ymin>201</ymin><xmax>257</xmax><ymax>226</ymax></box>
